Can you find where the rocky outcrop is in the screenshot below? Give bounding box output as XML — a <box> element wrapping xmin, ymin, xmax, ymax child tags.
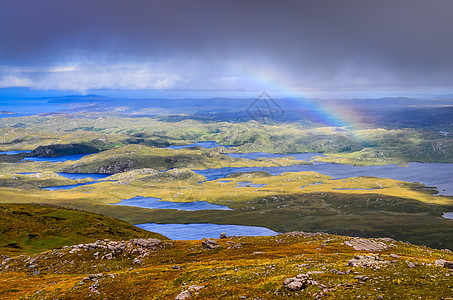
<box><xmin>97</xmin><ymin>159</ymin><xmax>137</xmax><ymax>173</ymax></box>
<box><xmin>283</xmin><ymin>273</ymin><xmax>319</xmax><ymax>291</ymax></box>
<box><xmin>175</xmin><ymin>285</ymin><xmax>204</xmax><ymax>300</ymax></box>
<box><xmin>344</xmin><ymin>238</ymin><xmax>389</xmax><ymax>251</ymax></box>
<box><xmin>31</xmin><ymin>143</ymin><xmax>99</xmax><ymax>157</ymax></box>
<box><xmin>280</xmin><ymin>231</ymin><xmax>327</xmax><ymax>237</ymax></box>
<box><xmin>62</xmin><ymin>238</ymin><xmax>162</xmax><ymax>258</ymax></box>
<box><xmin>175</xmin><ymin>290</ymin><xmax>192</xmax><ymax>300</ymax></box>
<box><xmin>81</xmin><ymin>273</ymin><xmax>115</xmax><ymax>295</ymax></box>
<box><xmin>347</xmin><ymin>254</ymin><xmax>389</xmax><ymax>268</ymax></box>
<box><xmin>201</xmin><ymin>238</ymin><xmax>218</xmax><ymax>249</ymax></box>
<box><xmin>163</xmin><ymin>168</ymin><xmax>201</xmax><ymax>180</ymax></box>
<box><xmin>226</xmin><ymin>171</ymin><xmax>273</xmax><ymax>179</ymax></box>
<box><xmin>434</xmin><ymin>259</ymin><xmax>453</xmax><ymax>269</ymax></box>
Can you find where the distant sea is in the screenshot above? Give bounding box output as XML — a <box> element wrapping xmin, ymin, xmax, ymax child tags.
<box><xmin>0</xmin><ymin>98</ymin><xmax>68</xmax><ymax>118</ymax></box>
<box><xmin>0</xmin><ymin>87</ymin><xmax>262</xmax><ymax>118</ymax></box>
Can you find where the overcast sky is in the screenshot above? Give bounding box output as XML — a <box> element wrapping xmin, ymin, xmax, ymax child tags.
<box><xmin>1</xmin><ymin>0</ymin><xmax>453</xmax><ymax>95</ymax></box>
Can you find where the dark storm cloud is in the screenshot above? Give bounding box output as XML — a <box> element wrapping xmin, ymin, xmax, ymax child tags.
<box><xmin>1</xmin><ymin>0</ymin><xmax>453</xmax><ymax>91</ymax></box>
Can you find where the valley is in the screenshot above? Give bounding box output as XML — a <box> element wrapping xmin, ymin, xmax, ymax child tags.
<box><xmin>1</xmin><ymin>101</ymin><xmax>453</xmax><ymax>299</ymax></box>
<box><xmin>0</xmin><ymin>111</ymin><xmax>452</xmax><ymax>250</ymax></box>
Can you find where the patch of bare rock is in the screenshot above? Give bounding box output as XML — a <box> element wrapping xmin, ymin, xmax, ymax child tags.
<box><xmin>62</xmin><ymin>238</ymin><xmax>162</xmax><ymax>259</ymax></box>
<box><xmin>282</xmin><ymin>231</ymin><xmax>327</xmax><ymax>237</ymax></box>
<box><xmin>201</xmin><ymin>238</ymin><xmax>218</xmax><ymax>250</ymax></box>
<box><xmin>344</xmin><ymin>238</ymin><xmax>389</xmax><ymax>251</ymax></box>
<box><xmin>435</xmin><ymin>259</ymin><xmax>453</xmax><ymax>269</ymax></box>
<box><xmin>81</xmin><ymin>273</ymin><xmax>115</xmax><ymax>294</ymax></box>
<box><xmin>283</xmin><ymin>273</ymin><xmax>319</xmax><ymax>291</ymax></box>
<box><xmin>348</xmin><ymin>254</ymin><xmax>389</xmax><ymax>269</ymax></box>
<box><xmin>175</xmin><ymin>285</ymin><xmax>204</xmax><ymax>300</ymax></box>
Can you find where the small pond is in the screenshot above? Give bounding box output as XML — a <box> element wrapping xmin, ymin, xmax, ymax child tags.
<box><xmin>235</xmin><ymin>181</ymin><xmax>268</xmax><ymax>188</ymax></box>
<box><xmin>135</xmin><ymin>223</ymin><xmax>279</xmax><ymax>240</ymax></box>
<box><xmin>443</xmin><ymin>212</ymin><xmax>453</xmax><ymax>219</ymax></box>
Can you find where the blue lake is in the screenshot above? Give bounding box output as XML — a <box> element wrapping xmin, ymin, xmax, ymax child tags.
<box><xmin>168</xmin><ymin>141</ymin><xmax>230</xmax><ymax>149</ymax></box>
<box><xmin>22</xmin><ymin>153</ymin><xmax>94</xmax><ymax>162</ymax></box>
<box><xmin>111</xmin><ymin>196</ymin><xmax>231</xmax><ymax>211</ymax></box>
<box><xmin>135</xmin><ymin>223</ymin><xmax>279</xmax><ymax>240</ymax></box>
<box><xmin>195</xmin><ymin>162</ymin><xmax>453</xmax><ymax>196</ymax></box>
<box><xmin>56</xmin><ymin>172</ymin><xmax>112</xmax><ymax>180</ymax></box>
<box><xmin>40</xmin><ymin>160</ymin><xmax>453</xmax><ymax>196</ymax></box>
<box><xmin>225</xmin><ymin>152</ymin><xmax>323</xmax><ymax>161</ymax></box>
<box><xmin>0</xmin><ymin>150</ymin><xmax>32</xmax><ymax>155</ymax></box>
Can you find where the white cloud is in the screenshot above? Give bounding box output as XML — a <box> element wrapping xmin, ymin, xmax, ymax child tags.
<box><xmin>0</xmin><ymin>75</ymin><xmax>33</xmax><ymax>88</ymax></box>
<box><xmin>0</xmin><ymin>63</ymin><xmax>186</xmax><ymax>92</ymax></box>
<box><xmin>2</xmin><ymin>58</ymin><xmax>451</xmax><ymax>98</ymax></box>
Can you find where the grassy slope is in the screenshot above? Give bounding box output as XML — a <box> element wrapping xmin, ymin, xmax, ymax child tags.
<box><xmin>0</xmin><ymin>233</ymin><xmax>452</xmax><ymax>299</ymax></box>
<box><xmin>0</xmin><ymin>203</ymin><xmax>167</xmax><ymax>255</ymax></box>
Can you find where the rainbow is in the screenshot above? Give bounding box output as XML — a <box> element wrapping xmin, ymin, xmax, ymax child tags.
<box><xmin>241</xmin><ymin>71</ymin><xmax>368</xmax><ymax>129</ymax></box>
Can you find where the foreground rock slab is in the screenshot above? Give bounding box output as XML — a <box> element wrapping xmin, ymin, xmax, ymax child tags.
<box><xmin>344</xmin><ymin>238</ymin><xmax>389</xmax><ymax>251</ymax></box>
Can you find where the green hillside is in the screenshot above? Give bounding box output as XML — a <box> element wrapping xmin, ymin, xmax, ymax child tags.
<box><xmin>0</xmin><ymin>203</ymin><xmax>167</xmax><ymax>255</ymax></box>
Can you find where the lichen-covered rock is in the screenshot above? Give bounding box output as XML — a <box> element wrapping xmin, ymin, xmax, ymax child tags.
<box><xmin>287</xmin><ymin>281</ymin><xmax>303</xmax><ymax>291</ymax></box>
<box><xmin>202</xmin><ymin>238</ymin><xmax>218</xmax><ymax>249</ymax></box>
<box><xmin>282</xmin><ymin>231</ymin><xmax>327</xmax><ymax>237</ymax></box>
<box><xmin>348</xmin><ymin>255</ymin><xmax>389</xmax><ymax>268</ymax></box>
<box><xmin>133</xmin><ymin>258</ymin><xmax>143</xmax><ymax>264</ymax></box>
<box><xmin>344</xmin><ymin>239</ymin><xmax>388</xmax><ymax>251</ymax></box>
<box><xmin>435</xmin><ymin>259</ymin><xmax>453</xmax><ymax>269</ymax></box>
<box><xmin>283</xmin><ymin>273</ymin><xmax>318</xmax><ymax>291</ymax></box>
<box><xmin>188</xmin><ymin>285</ymin><xmax>204</xmax><ymax>291</ymax></box>
<box><xmin>175</xmin><ymin>290</ymin><xmax>191</xmax><ymax>300</ymax></box>
<box><xmin>61</xmin><ymin>238</ymin><xmax>162</xmax><ymax>258</ymax></box>
<box><xmin>103</xmin><ymin>253</ymin><xmax>114</xmax><ymax>260</ymax></box>
<box><xmin>445</xmin><ymin>261</ymin><xmax>453</xmax><ymax>269</ymax></box>
<box><xmin>435</xmin><ymin>259</ymin><xmax>447</xmax><ymax>266</ymax></box>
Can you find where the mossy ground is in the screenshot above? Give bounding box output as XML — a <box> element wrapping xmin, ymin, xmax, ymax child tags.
<box><xmin>0</xmin><ymin>233</ymin><xmax>452</xmax><ymax>299</ymax></box>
